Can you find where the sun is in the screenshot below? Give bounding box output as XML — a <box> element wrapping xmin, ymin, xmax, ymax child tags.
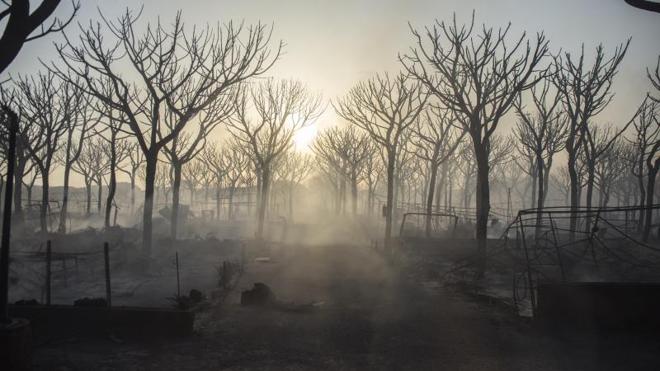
<box><xmin>293</xmin><ymin>125</ymin><xmax>318</xmax><ymax>152</ymax></box>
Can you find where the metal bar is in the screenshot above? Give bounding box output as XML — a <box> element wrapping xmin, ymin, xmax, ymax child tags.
<box><xmin>104</xmin><ymin>242</ymin><xmax>112</xmax><ymax>307</ymax></box>
<box><xmin>175</xmin><ymin>251</ymin><xmax>181</xmax><ymax>297</ymax></box>
<box><xmin>46</xmin><ymin>240</ymin><xmax>52</xmax><ymax>306</ymax></box>
<box><xmin>548</xmin><ymin>213</ymin><xmax>566</xmax><ymax>282</ymax></box>
<box><xmin>517</xmin><ymin>216</ymin><xmax>536</xmax><ymax>316</ymax></box>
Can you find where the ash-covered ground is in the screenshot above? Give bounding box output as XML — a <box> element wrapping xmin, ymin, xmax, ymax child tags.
<box><xmin>25</xmin><ymin>225</ymin><xmax>660</xmax><ymax>371</ymax></box>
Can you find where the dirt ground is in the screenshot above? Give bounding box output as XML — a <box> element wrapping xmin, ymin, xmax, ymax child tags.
<box><xmin>31</xmin><ymin>243</ymin><xmax>660</xmax><ymax>371</ymax></box>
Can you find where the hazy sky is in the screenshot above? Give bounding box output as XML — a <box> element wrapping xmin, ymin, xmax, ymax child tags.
<box><xmin>5</xmin><ymin>0</ymin><xmax>660</xmax><ymax>187</ymax></box>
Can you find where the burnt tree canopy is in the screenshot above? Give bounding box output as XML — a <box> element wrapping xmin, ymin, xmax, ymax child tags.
<box><xmin>0</xmin><ymin>0</ymin><xmax>79</xmax><ymax>75</ymax></box>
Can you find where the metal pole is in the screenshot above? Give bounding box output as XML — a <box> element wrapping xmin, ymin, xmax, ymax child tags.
<box><xmin>175</xmin><ymin>251</ymin><xmax>180</xmax><ymax>297</ymax></box>
<box><xmin>0</xmin><ymin>107</ymin><xmax>18</xmax><ymax>323</ymax></box>
<box><xmin>104</xmin><ymin>242</ymin><xmax>111</xmax><ymax>307</ymax></box>
<box><xmin>46</xmin><ymin>240</ymin><xmax>52</xmax><ymax>306</ymax></box>
<box><xmin>518</xmin><ymin>216</ymin><xmax>536</xmax><ymax>316</ymax></box>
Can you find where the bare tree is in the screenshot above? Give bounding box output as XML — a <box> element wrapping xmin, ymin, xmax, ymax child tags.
<box><xmin>551</xmin><ymin>166</ymin><xmax>572</xmax><ymax>206</ymax></box>
<box><xmin>594</xmin><ymin>138</ymin><xmax>627</xmax><ymax>207</ymax></box>
<box><xmin>239</xmin><ymin>156</ymin><xmax>257</xmax><ymax>217</ymax></box>
<box><xmin>335</xmin><ymin>73</ymin><xmax>427</xmax><ymax>247</ymax></box>
<box><xmin>581</xmin><ymin>122</ymin><xmax>634</xmax><ymax>232</ymax></box>
<box><xmin>53</xmin><ymin>10</ymin><xmax>281</xmax><ymax>255</ymax></box>
<box><xmin>339</xmin><ymin>127</ymin><xmax>372</xmax><ymax>215</ymax></box>
<box><xmin>514</xmin><ymin>79</ymin><xmax>567</xmax><ymax>235</ymax></box>
<box><xmin>495</xmin><ymin>158</ymin><xmax>523</xmax><ymax>220</ymax></box>
<box><xmin>22</xmin><ymin>163</ymin><xmax>39</xmax><ymax>209</ymax></box>
<box><xmin>649</xmin><ymin>56</ymin><xmax>660</xmax><ymax>103</ymax></box>
<box><xmin>552</xmin><ymin>41</ymin><xmax>629</xmax><ymax>237</ymax></box>
<box><xmin>162</xmin><ymin>89</ymin><xmax>228</xmax><ymax>238</ymax></box>
<box><xmin>311</xmin><ymin>126</ymin><xmax>371</xmax><ymax>215</ymax></box>
<box><xmin>628</xmin><ymin>99</ymin><xmax>660</xmax><ymax>240</ymax></box>
<box><xmin>154</xmin><ymin>162</ymin><xmax>172</xmax><ymax>206</ymax></box>
<box><xmin>402</xmin><ymin>13</ymin><xmax>549</xmax><ymax>269</ymax></box>
<box><xmin>181</xmin><ymin>160</ymin><xmax>201</xmax><ymax>212</ymax></box>
<box><xmin>513</xmin><ymin>141</ymin><xmax>537</xmax><ymax>208</ymax></box>
<box><xmin>16</xmin><ymin>71</ymin><xmax>74</xmax><ymax>232</ymax></box>
<box><xmin>360</xmin><ymin>139</ymin><xmax>384</xmax><ymax>216</ymax></box>
<box><xmin>277</xmin><ymin>150</ymin><xmax>313</xmax><ymax>221</ymax></box>
<box><xmin>628</xmin><ymin>100</ymin><xmax>659</xmax><ymax>229</ymax></box>
<box><xmin>514</xmin><ymin>79</ymin><xmax>567</xmax><ymax>209</ymax></box>
<box><xmin>222</xmin><ymin>142</ymin><xmax>250</xmax><ymax>221</ymax></box>
<box><xmin>0</xmin><ymin>88</ymin><xmax>36</xmax><ymax>224</ymax></box>
<box><xmin>72</xmin><ymin>139</ymin><xmax>106</xmax><ymax>216</ymax></box>
<box><xmin>117</xmin><ymin>142</ymin><xmax>144</xmax><ymax>215</ymax></box>
<box><xmin>227</xmin><ymin>79</ymin><xmax>322</xmax><ymax>239</ymax></box>
<box><xmin>410</xmin><ymin>106</ymin><xmax>465</xmax><ymax>236</ymax></box>
<box><xmin>56</xmin><ymin>86</ymin><xmax>95</xmax><ymax>233</ymax></box>
<box><xmin>99</xmin><ymin>125</ymin><xmax>131</xmax><ymax>228</ymax></box>
<box><xmin>312</xmin><ymin>129</ymin><xmax>347</xmax><ymax>214</ymax></box>
<box><xmin>0</xmin><ymin>0</ymin><xmax>79</xmax><ymax>75</ymax></box>
<box><xmin>201</xmin><ymin>142</ymin><xmax>226</xmax><ymax>220</ymax></box>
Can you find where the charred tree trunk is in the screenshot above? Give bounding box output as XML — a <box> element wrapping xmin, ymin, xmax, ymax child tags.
<box><xmin>425</xmin><ymin>163</ymin><xmax>439</xmax><ymax>238</ymax></box>
<box><xmin>215</xmin><ymin>185</ymin><xmax>221</xmax><ymax>220</ymax></box>
<box><xmin>530</xmin><ymin>168</ymin><xmax>537</xmax><ymax>209</ymax></box>
<box><xmin>228</xmin><ymin>186</ymin><xmax>235</xmax><ymax>221</ymax></box>
<box><xmin>85</xmin><ymin>179</ymin><xmax>92</xmax><ymax>216</ymax></box>
<box><xmin>170</xmin><ymin>163</ymin><xmax>182</xmax><ymax>240</ymax></box>
<box><xmin>142</xmin><ymin>154</ymin><xmax>158</xmax><ymax>257</ymax></box>
<box><xmin>39</xmin><ymin>170</ymin><xmax>49</xmax><ymax>233</ymax></box>
<box><xmin>585</xmin><ymin>163</ymin><xmax>596</xmax><ymax>233</ymax></box>
<box><xmin>351</xmin><ymin>171</ymin><xmax>358</xmax><ymax>215</ymax></box>
<box><xmin>256</xmin><ymin>166</ymin><xmax>271</xmax><ymax>239</ymax></box>
<box><xmin>58</xmin><ymin>131</ymin><xmax>74</xmax><ymax>233</ymax></box>
<box><xmin>384</xmin><ymin>149</ymin><xmax>396</xmax><ymax>249</ymax></box>
<box><xmin>643</xmin><ymin>166</ymin><xmax>659</xmax><ymax>241</ymax></box>
<box><xmin>26</xmin><ymin>184</ymin><xmax>33</xmax><ymax>207</ymax></box>
<box><xmin>130</xmin><ymin>173</ymin><xmax>136</xmax><ymax>215</ymax></box>
<box><xmin>96</xmin><ymin>177</ymin><xmax>103</xmax><ymax>214</ymax></box>
<box><xmin>568</xmin><ymin>151</ymin><xmax>580</xmax><ymax>240</ymax></box>
<box><xmin>474</xmin><ymin>145</ymin><xmax>490</xmax><ymax>276</ymax></box>
<box><xmin>637</xmin><ymin>165</ymin><xmax>646</xmax><ymax>231</ymax></box>
<box><xmin>58</xmin><ymin>160</ymin><xmax>71</xmax><ymax>233</ymax></box>
<box><xmin>105</xmin><ymin>143</ymin><xmax>117</xmax><ymax>229</ymax></box>
<box><xmin>535</xmin><ymin>155</ymin><xmax>545</xmax><ymax>238</ymax></box>
<box><xmin>12</xmin><ymin>150</ymin><xmax>27</xmax><ymax>224</ymax></box>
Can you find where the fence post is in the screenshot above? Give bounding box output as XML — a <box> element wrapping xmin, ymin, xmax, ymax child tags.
<box><xmin>46</xmin><ymin>240</ymin><xmax>52</xmax><ymax>306</ymax></box>
<box><xmin>175</xmin><ymin>251</ymin><xmax>180</xmax><ymax>297</ymax></box>
<box><xmin>104</xmin><ymin>242</ymin><xmax>111</xmax><ymax>307</ymax></box>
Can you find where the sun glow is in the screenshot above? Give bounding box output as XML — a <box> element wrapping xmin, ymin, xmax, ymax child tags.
<box><xmin>293</xmin><ymin>125</ymin><xmax>318</xmax><ymax>152</ymax></box>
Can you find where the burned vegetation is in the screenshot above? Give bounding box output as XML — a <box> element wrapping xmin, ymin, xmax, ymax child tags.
<box><xmin>0</xmin><ymin>1</ymin><xmax>660</xmax><ymax>370</ymax></box>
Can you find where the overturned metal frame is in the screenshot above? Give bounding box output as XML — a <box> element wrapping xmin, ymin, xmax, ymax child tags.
<box><xmin>504</xmin><ymin>204</ymin><xmax>660</xmax><ymax>316</ymax></box>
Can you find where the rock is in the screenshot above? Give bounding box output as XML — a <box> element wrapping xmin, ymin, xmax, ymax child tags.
<box><xmin>189</xmin><ymin>289</ymin><xmax>204</xmax><ymax>304</ymax></box>
<box><xmin>241</xmin><ymin>283</ymin><xmax>275</xmax><ymax>306</ymax></box>
<box><xmin>14</xmin><ymin>299</ymin><xmax>39</xmax><ymax>306</ymax></box>
<box><xmin>73</xmin><ymin>297</ymin><xmax>108</xmax><ymax>307</ymax></box>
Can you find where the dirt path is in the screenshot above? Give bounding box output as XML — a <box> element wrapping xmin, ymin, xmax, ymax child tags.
<box><xmin>33</xmin><ymin>244</ymin><xmax>659</xmax><ymax>370</ymax></box>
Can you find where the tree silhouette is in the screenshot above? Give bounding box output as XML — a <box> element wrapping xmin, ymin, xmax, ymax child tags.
<box><xmin>227</xmin><ymin>79</ymin><xmax>322</xmax><ymax>239</ymax></box>
<box><xmin>16</xmin><ymin>71</ymin><xmax>73</xmax><ymax>232</ymax></box>
<box><xmin>335</xmin><ymin>73</ymin><xmax>427</xmax><ymax>248</ymax></box>
<box><xmin>56</xmin><ymin>85</ymin><xmax>96</xmax><ymax>233</ymax></box>
<box><xmin>410</xmin><ymin>106</ymin><xmax>465</xmax><ymax>237</ymax></box>
<box><xmin>552</xmin><ymin>41</ymin><xmax>629</xmax><ymax>238</ymax></box>
<box><xmin>117</xmin><ymin>142</ymin><xmax>144</xmax><ymax>215</ymax></box>
<box><xmin>0</xmin><ymin>0</ymin><xmax>79</xmax><ymax>75</ymax></box>
<box><xmin>53</xmin><ymin>10</ymin><xmax>281</xmax><ymax>256</ymax></box>
<box><xmin>402</xmin><ymin>13</ymin><xmax>549</xmax><ymax>270</ymax></box>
